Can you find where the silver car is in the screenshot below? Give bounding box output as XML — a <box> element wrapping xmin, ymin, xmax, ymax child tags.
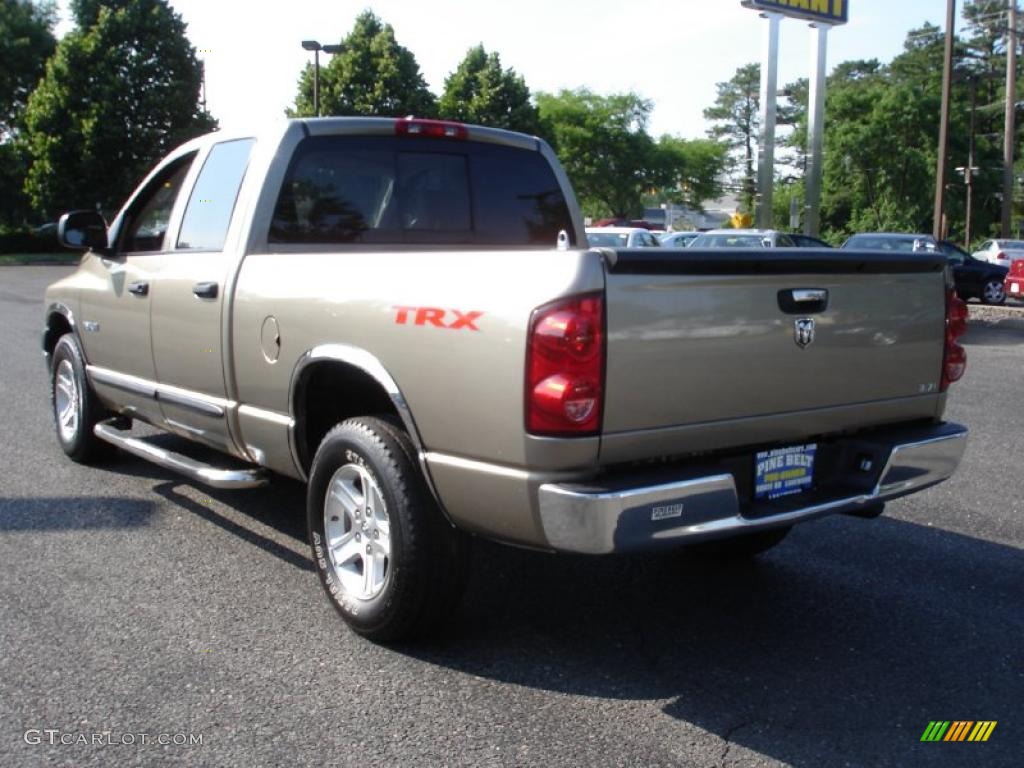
<box><xmin>690</xmin><ymin>229</ymin><xmax>797</xmax><ymax>248</ymax></box>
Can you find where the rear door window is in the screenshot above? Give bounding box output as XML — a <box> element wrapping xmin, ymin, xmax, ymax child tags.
<box><xmin>269</xmin><ymin>136</ymin><xmax>573</xmax><ymax>246</ymax></box>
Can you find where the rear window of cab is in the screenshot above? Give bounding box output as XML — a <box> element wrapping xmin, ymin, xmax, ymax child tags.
<box><xmin>269</xmin><ymin>136</ymin><xmax>574</xmax><ymax>246</ymax></box>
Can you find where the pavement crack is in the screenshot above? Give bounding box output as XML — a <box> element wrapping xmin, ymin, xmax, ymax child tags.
<box><xmin>719</xmin><ymin>719</ymin><xmax>754</xmax><ymax>766</ymax></box>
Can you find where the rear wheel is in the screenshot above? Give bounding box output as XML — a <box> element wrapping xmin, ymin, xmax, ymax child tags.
<box><xmin>307</xmin><ymin>417</ymin><xmax>469</xmax><ymax>642</ymax></box>
<box><xmin>50</xmin><ymin>334</ymin><xmax>112</xmax><ymax>463</ymax></box>
<box><xmin>981</xmin><ymin>278</ymin><xmax>1006</xmax><ymax>305</ymax></box>
<box><xmin>684</xmin><ymin>526</ymin><xmax>791</xmax><ymax>560</ymax></box>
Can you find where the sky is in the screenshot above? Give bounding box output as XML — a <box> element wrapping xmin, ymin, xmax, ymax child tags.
<box><xmin>54</xmin><ymin>0</ymin><xmax>963</xmax><ymax>139</ymax></box>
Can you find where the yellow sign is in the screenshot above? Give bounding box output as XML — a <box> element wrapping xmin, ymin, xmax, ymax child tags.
<box><xmin>730</xmin><ymin>212</ymin><xmax>753</xmax><ymax>229</ymax></box>
<box><xmin>741</xmin><ymin>0</ymin><xmax>848</xmax><ymax>26</ymax></box>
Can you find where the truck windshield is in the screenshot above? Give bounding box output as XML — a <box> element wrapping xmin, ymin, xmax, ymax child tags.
<box><xmin>269</xmin><ymin>135</ymin><xmax>574</xmax><ymax>246</ymax></box>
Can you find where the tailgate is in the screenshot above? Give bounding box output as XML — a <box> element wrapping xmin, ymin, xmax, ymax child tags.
<box><xmin>600</xmin><ymin>248</ymin><xmax>947</xmax><ymax>457</ymax></box>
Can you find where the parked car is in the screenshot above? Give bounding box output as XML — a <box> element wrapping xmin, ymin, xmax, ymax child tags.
<box><xmin>840</xmin><ymin>233</ymin><xmax>938</xmax><ymax>252</ymax></box>
<box><xmin>586</xmin><ymin>226</ymin><xmax>661</xmax><ymax>248</ymax></box>
<box><xmin>937</xmin><ymin>241</ymin><xmax>1008</xmax><ymax>305</ymax></box>
<box><xmin>43</xmin><ymin>117</ymin><xmax>968</xmax><ymax>643</ymax></box>
<box><xmin>972</xmin><ymin>239</ymin><xmax>1024</xmax><ymax>269</ymax></box>
<box><xmin>659</xmin><ymin>231</ymin><xmax>700</xmax><ymax>248</ymax></box>
<box><xmin>840</xmin><ymin>234</ymin><xmax>1007</xmax><ymax>304</ymax></box>
<box><xmin>790</xmin><ymin>233</ymin><xmax>832</xmax><ymax>248</ymax></box>
<box><xmin>1006</xmin><ymin>257</ymin><xmax>1024</xmax><ymax>300</ymax></box>
<box><xmin>690</xmin><ymin>229</ymin><xmax>796</xmax><ymax>248</ymax></box>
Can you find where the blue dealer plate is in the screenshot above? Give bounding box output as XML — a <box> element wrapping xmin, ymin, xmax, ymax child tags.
<box><xmin>755</xmin><ymin>444</ymin><xmax>817</xmax><ymax>500</ymax></box>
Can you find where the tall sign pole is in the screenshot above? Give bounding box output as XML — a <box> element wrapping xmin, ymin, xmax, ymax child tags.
<box><xmin>804</xmin><ymin>22</ymin><xmax>831</xmax><ymax>237</ymax></box>
<box><xmin>742</xmin><ymin>2</ymin><xmax>849</xmax><ymax>232</ymax></box>
<box><xmin>756</xmin><ymin>12</ymin><xmax>783</xmax><ymax>229</ymax></box>
<box><xmin>1003</xmin><ymin>1</ymin><xmax>1018</xmax><ymax>238</ymax></box>
<box><xmin>933</xmin><ymin>0</ymin><xmax>956</xmax><ymax>241</ymax></box>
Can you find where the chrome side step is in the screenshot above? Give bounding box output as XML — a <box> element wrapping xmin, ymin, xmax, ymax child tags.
<box><xmin>94</xmin><ymin>419</ymin><xmax>269</xmax><ymax>489</ymax></box>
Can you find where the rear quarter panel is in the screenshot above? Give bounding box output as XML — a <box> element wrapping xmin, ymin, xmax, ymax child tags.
<box><xmin>231</xmin><ymin>247</ymin><xmax>605</xmax><ymax>469</ymax></box>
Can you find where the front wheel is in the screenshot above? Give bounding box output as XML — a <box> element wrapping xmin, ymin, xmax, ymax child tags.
<box><xmin>981</xmin><ymin>278</ymin><xmax>1006</xmax><ymax>305</ymax></box>
<box><xmin>307</xmin><ymin>417</ymin><xmax>469</xmax><ymax>642</ymax></box>
<box><xmin>50</xmin><ymin>333</ymin><xmax>112</xmax><ymax>463</ymax></box>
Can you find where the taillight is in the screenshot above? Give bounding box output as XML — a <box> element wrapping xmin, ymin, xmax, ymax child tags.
<box><xmin>526</xmin><ymin>294</ymin><xmax>604</xmax><ymax>436</ymax></box>
<box><xmin>941</xmin><ymin>286</ymin><xmax>968</xmax><ymax>391</ymax></box>
<box><xmin>996</xmin><ymin>251</ymin><xmax>1007</xmax><ymax>262</ymax></box>
<box><xmin>395</xmin><ymin>118</ymin><xmax>468</xmax><ymax>140</ymax></box>
<box><xmin>1011</xmin><ymin>258</ymin><xmax>1024</xmax><ymax>277</ymax></box>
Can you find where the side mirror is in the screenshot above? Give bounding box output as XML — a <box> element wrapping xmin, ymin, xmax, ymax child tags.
<box><xmin>58</xmin><ymin>210</ymin><xmax>108</xmax><ymax>251</ymax></box>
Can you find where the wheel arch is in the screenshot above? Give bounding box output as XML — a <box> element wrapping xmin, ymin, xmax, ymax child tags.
<box><xmin>288</xmin><ymin>344</ymin><xmax>448</xmax><ymax>518</ymax></box>
<box><xmin>43</xmin><ymin>303</ymin><xmax>80</xmax><ymax>368</ymax></box>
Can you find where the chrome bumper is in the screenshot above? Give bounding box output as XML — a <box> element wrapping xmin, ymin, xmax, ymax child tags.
<box><xmin>537</xmin><ymin>423</ymin><xmax>968</xmax><ymax>554</ymax></box>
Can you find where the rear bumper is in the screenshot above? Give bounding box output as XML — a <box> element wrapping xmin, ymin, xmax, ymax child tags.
<box><xmin>1006</xmin><ymin>275</ymin><xmax>1024</xmax><ymax>296</ymax></box>
<box><xmin>537</xmin><ymin>422</ymin><xmax>968</xmax><ymax>554</ymax></box>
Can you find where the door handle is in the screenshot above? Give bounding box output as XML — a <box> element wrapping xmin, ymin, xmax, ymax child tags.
<box><xmin>778</xmin><ymin>288</ymin><xmax>828</xmax><ymax>314</ymax></box>
<box><xmin>192</xmin><ymin>282</ymin><xmax>219</xmax><ymax>299</ymax></box>
<box><xmin>127</xmin><ymin>280</ymin><xmax>149</xmax><ymax>297</ymax></box>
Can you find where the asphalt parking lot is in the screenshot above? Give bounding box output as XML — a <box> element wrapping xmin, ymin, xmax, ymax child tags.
<box><xmin>1</xmin><ymin>266</ymin><xmax>1021</xmax><ymax>767</ymax></box>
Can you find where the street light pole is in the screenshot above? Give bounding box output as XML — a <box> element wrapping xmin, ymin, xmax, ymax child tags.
<box><xmin>302</xmin><ymin>40</ymin><xmax>322</xmax><ymax>116</ymax></box>
<box><xmin>302</xmin><ymin>40</ymin><xmax>345</xmax><ymax>118</ymax></box>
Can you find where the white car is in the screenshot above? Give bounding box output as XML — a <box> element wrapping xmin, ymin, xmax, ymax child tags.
<box><xmin>972</xmin><ymin>239</ymin><xmax>1024</xmax><ymax>269</ymax></box>
<box><xmin>659</xmin><ymin>231</ymin><xmax>700</xmax><ymax>248</ymax></box>
<box><xmin>586</xmin><ymin>227</ymin><xmax>661</xmax><ymax>248</ymax></box>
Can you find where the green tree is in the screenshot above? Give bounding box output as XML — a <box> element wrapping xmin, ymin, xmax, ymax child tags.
<box><xmin>821</xmin><ymin>72</ymin><xmax>936</xmax><ymax>237</ymax></box>
<box><xmin>704</xmin><ymin>63</ymin><xmax>760</xmax><ymax>212</ymax></box>
<box><xmin>438</xmin><ymin>44</ymin><xmax>539</xmax><ymax>133</ymax></box>
<box><xmin>777</xmin><ymin>77</ymin><xmax>808</xmax><ymax>182</ymax></box>
<box><xmin>0</xmin><ymin>0</ymin><xmax>57</xmax><ymax>225</ymax></box>
<box><xmin>536</xmin><ymin>88</ymin><xmax>665</xmax><ymax>220</ymax></box>
<box><xmin>0</xmin><ymin>0</ymin><xmax>56</xmax><ymax>137</ymax></box>
<box><xmin>651</xmin><ymin>135</ymin><xmax>728</xmax><ymax>209</ymax></box>
<box><xmin>21</xmin><ymin>0</ymin><xmax>215</xmax><ymax>217</ymax></box>
<box><xmin>289</xmin><ymin>11</ymin><xmax>436</xmax><ymax>118</ymax></box>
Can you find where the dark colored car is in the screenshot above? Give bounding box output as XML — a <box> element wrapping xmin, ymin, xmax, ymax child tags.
<box><xmin>938</xmin><ymin>241</ymin><xmax>1008</xmax><ymax>305</ymax></box>
<box><xmin>842</xmin><ymin>233</ymin><xmax>1007</xmax><ymax>305</ymax></box>
<box><xmin>790</xmin><ymin>233</ymin><xmax>832</xmax><ymax>248</ymax></box>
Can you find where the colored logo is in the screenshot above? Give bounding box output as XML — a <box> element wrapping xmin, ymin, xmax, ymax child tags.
<box><xmin>920</xmin><ymin>721</ymin><xmax>997</xmax><ymax>742</ymax></box>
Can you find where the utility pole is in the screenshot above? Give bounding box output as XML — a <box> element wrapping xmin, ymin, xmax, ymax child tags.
<box><xmin>934</xmin><ymin>0</ymin><xmax>956</xmax><ymax>241</ymax></box>
<box><xmin>966</xmin><ymin>78</ymin><xmax>978</xmax><ymax>245</ymax></box>
<box><xmin>1003</xmin><ymin>1</ymin><xmax>1018</xmax><ymax>237</ymax></box>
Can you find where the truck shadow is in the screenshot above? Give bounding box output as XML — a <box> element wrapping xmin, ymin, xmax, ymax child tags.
<box><xmin>69</xmin><ymin>450</ymin><xmax>1021</xmax><ymax>766</ymax></box>
<box><xmin>416</xmin><ymin>516</ymin><xmax>1022</xmax><ymax>767</ymax></box>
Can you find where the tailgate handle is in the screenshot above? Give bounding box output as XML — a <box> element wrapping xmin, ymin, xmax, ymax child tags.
<box><xmin>778</xmin><ymin>288</ymin><xmax>828</xmax><ymax>314</ymax></box>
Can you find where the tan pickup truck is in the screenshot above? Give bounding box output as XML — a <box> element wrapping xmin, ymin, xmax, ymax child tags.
<box><xmin>43</xmin><ymin>117</ymin><xmax>969</xmax><ymax>642</ymax></box>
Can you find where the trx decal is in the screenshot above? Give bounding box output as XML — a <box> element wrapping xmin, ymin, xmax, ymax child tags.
<box><xmin>393</xmin><ymin>306</ymin><xmax>484</xmax><ymax>331</ymax></box>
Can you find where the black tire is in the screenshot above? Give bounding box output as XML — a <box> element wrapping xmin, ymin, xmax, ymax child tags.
<box><xmin>49</xmin><ymin>333</ymin><xmax>112</xmax><ymax>463</ymax></box>
<box><xmin>981</xmin><ymin>277</ymin><xmax>1006</xmax><ymax>305</ymax></box>
<box><xmin>684</xmin><ymin>526</ymin><xmax>791</xmax><ymax>560</ymax></box>
<box><xmin>307</xmin><ymin>417</ymin><xmax>469</xmax><ymax>642</ymax></box>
